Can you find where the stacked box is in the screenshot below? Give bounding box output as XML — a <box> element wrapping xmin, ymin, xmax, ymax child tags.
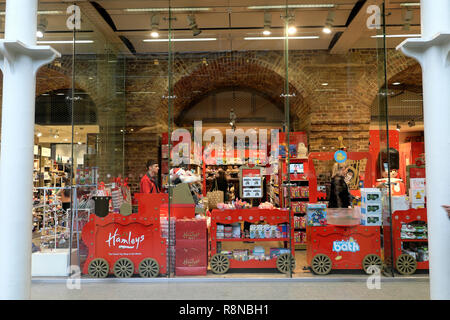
<box><xmin>360</xmin><ymin>188</ymin><xmax>382</xmax><ymax>226</ymax></box>
<box><xmin>409</xmin><ymin>186</ymin><xmax>426</xmax><ymax>209</ymax></box>
<box><xmin>160</xmin><ymin>217</ymin><xmax>176</xmax><ymax>274</ymax></box>
<box><xmin>306</xmin><ymin>203</ymin><xmax>327</xmax><ymax>226</ymax></box>
<box><xmin>175</xmin><ymin>219</ymin><xmax>207</xmax><ymax>276</ymax></box>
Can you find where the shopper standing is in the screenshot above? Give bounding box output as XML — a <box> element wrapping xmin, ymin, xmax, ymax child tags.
<box><xmin>328</xmin><ymin>162</ymin><xmax>351</xmax><ymax>208</ymax></box>
<box><xmin>140</xmin><ymin>160</ymin><xmax>160</xmax><ymax>193</ymax></box>
<box><xmin>213</xmin><ymin>169</ymin><xmax>229</xmax><ymax>202</ymax></box>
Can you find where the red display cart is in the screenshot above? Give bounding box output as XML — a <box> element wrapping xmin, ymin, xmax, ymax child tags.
<box><xmin>306</xmin><ymin>225</ymin><xmax>382</xmax><ymax>275</ymax></box>
<box><xmin>391</xmin><ymin>208</ymin><xmax>428</xmax><ymax>275</ymax></box>
<box><xmin>81</xmin><ymin>193</ymin><xmax>168</xmax><ymax>278</ymax></box>
<box><xmin>209</xmin><ymin>208</ymin><xmax>295</xmax><ymax>274</ymax></box>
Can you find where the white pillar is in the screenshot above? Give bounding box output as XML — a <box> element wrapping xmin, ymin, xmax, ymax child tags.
<box><xmin>0</xmin><ymin>0</ymin><xmax>59</xmax><ymax>299</ymax></box>
<box><xmin>397</xmin><ymin>0</ymin><xmax>450</xmax><ymax>300</ymax></box>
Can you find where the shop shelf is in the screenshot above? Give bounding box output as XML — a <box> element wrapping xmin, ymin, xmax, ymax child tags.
<box><xmin>229</xmin><ymin>258</ymin><xmax>278</xmax><ymax>269</ymax></box>
<box><xmin>215</xmin><ymin>237</ymin><xmax>289</xmax><ymax>242</ymax></box>
<box><xmin>399</xmin><ymin>238</ymin><xmax>428</xmax><ymax>242</ymax></box>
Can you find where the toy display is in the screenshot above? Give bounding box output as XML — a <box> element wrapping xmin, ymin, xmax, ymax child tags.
<box><xmin>210</xmin><ymin>208</ymin><xmax>295</xmax><ymax>274</ymax></box>
<box><xmin>307</xmin><ymin>225</ymin><xmax>382</xmax><ymax>275</ymax></box>
<box><xmin>81</xmin><ymin>193</ymin><xmax>168</xmax><ymax>278</ymax></box>
<box><xmin>391</xmin><ymin>208</ymin><xmax>429</xmax><ymax>275</ymax></box>
<box><xmin>306</xmin><ymin>203</ymin><xmax>327</xmax><ymax>226</ymax></box>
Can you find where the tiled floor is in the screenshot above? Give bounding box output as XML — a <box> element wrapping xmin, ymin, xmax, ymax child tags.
<box><xmin>31</xmin><ymin>278</ymin><xmax>430</xmax><ymax>300</ymax></box>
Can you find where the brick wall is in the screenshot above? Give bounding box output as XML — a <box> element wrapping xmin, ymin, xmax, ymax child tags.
<box><xmin>0</xmin><ymin>49</ymin><xmax>419</xmax><ymax>188</ymax></box>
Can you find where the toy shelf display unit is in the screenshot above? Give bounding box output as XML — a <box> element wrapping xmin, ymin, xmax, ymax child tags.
<box><xmin>209</xmin><ymin>208</ymin><xmax>295</xmax><ymax>274</ymax></box>
<box><xmin>81</xmin><ymin>193</ymin><xmax>168</xmax><ymax>278</ymax></box>
<box><xmin>278</xmin><ymin>158</ymin><xmax>313</xmax><ymax>250</ymax></box>
<box><xmin>306</xmin><ymin>223</ymin><xmax>382</xmax><ymax>275</ymax></box>
<box><xmin>392</xmin><ymin>208</ymin><xmax>429</xmax><ymax>275</ymax></box>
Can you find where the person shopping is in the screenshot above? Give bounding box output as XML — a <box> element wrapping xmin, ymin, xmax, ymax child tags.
<box><xmin>140</xmin><ymin>159</ymin><xmax>160</xmax><ymax>193</ymax></box>
<box><xmin>328</xmin><ymin>162</ymin><xmax>351</xmax><ymax>208</ymax></box>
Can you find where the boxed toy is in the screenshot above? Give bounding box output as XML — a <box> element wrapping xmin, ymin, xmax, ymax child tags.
<box><xmin>361</xmin><ymin>203</ymin><xmax>382</xmax><ymax>215</ymax></box>
<box><xmin>391</xmin><ymin>195</ymin><xmax>410</xmax><ymax>212</ymax></box>
<box><xmin>360</xmin><ymin>213</ymin><xmax>382</xmax><ymax>226</ymax></box>
<box><xmin>410</xmin><ymin>188</ymin><xmax>426</xmax><ymax>203</ymax></box>
<box><xmin>306</xmin><ymin>203</ymin><xmax>327</xmax><ymax>226</ymax></box>
<box><xmin>361</xmin><ymin>188</ymin><xmax>382</xmax><ymax>204</ymax></box>
<box><xmin>410</xmin><ymin>178</ymin><xmax>425</xmax><ymax>189</ymax></box>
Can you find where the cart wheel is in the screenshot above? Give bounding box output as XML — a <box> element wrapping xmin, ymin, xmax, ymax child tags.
<box><xmin>88</xmin><ymin>258</ymin><xmax>109</xmax><ymax>278</ymax></box>
<box><xmin>113</xmin><ymin>258</ymin><xmax>135</xmax><ymax>278</ymax></box>
<box><xmin>396</xmin><ymin>254</ymin><xmax>417</xmax><ymax>275</ymax></box>
<box><xmin>311</xmin><ymin>254</ymin><xmax>332</xmax><ymax>275</ymax></box>
<box><xmin>362</xmin><ymin>254</ymin><xmax>383</xmax><ymax>274</ymax></box>
<box><xmin>210</xmin><ymin>254</ymin><xmax>230</xmax><ymax>274</ymax></box>
<box><xmin>276</xmin><ymin>253</ymin><xmax>296</xmax><ymax>274</ymax></box>
<box><xmin>139</xmin><ymin>258</ymin><xmax>160</xmax><ymax>278</ymax></box>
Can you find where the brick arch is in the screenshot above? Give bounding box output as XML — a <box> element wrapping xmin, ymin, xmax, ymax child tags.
<box><xmin>166</xmin><ymin>55</ymin><xmax>305</xmax><ymax>128</ymax></box>
<box><xmin>360</xmin><ymin>49</ymin><xmax>421</xmax><ymax>107</ymax></box>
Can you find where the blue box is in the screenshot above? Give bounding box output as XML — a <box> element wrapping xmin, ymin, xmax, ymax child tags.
<box><xmin>306</xmin><ymin>203</ymin><xmax>327</xmax><ymax>226</ymax></box>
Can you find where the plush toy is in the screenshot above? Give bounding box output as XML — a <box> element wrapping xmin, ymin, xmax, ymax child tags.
<box><xmin>170</xmin><ymin>168</ymin><xmax>201</xmax><ymax>185</ymax></box>
<box><xmin>297</xmin><ymin>142</ymin><xmax>308</xmax><ymax>158</ymax></box>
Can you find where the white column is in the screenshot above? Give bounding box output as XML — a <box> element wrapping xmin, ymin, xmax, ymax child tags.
<box><xmin>397</xmin><ymin>0</ymin><xmax>450</xmax><ymax>300</ymax></box>
<box><xmin>0</xmin><ymin>0</ymin><xmax>59</xmax><ymax>299</ymax></box>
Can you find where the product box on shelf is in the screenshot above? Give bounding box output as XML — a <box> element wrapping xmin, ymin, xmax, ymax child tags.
<box><xmin>306</xmin><ymin>203</ymin><xmax>327</xmax><ymax>226</ymax></box>
<box><xmin>361</xmin><ymin>188</ymin><xmax>382</xmax><ymax>205</ymax></box>
<box><xmin>410</xmin><ymin>178</ymin><xmax>425</xmax><ymax>189</ymax></box>
<box><xmin>360</xmin><ymin>213</ymin><xmax>382</xmax><ymax>226</ymax></box>
<box><xmin>409</xmin><ymin>188</ymin><xmax>426</xmax><ymax>203</ymax></box>
<box><xmin>361</xmin><ymin>203</ymin><xmax>382</xmax><ymax>215</ymax></box>
<box><xmin>411</xmin><ymin>203</ymin><xmax>426</xmax><ymax>209</ymax></box>
<box><xmin>269</xmin><ymin>248</ymin><xmax>291</xmax><ymax>258</ymax></box>
<box><xmin>391</xmin><ymin>195</ymin><xmax>410</xmax><ymax>212</ymax></box>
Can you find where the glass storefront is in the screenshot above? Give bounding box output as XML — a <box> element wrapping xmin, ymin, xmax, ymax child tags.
<box><xmin>14</xmin><ymin>0</ymin><xmax>428</xmax><ymax>279</ymax></box>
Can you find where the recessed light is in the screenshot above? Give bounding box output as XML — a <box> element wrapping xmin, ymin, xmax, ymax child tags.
<box><xmin>248</xmin><ymin>4</ymin><xmax>335</xmax><ymax>9</ymax></box>
<box><xmin>37</xmin><ymin>40</ymin><xmax>94</xmax><ymax>44</ymax></box>
<box><xmin>36</xmin><ymin>132</ymin><xmax>42</xmax><ymax>137</ymax></box>
<box><xmin>371</xmin><ymin>34</ymin><xmax>421</xmax><ymax>38</ymax></box>
<box><xmin>321</xmin><ymin>83</ymin><xmax>329</xmax><ymax>86</ymax></box>
<box><xmin>393</xmin><ymin>82</ymin><xmax>401</xmax><ymax>86</ymax></box>
<box><xmin>244</xmin><ymin>36</ymin><xmax>319</xmax><ymax>40</ymax></box>
<box><xmin>322</xmin><ymin>27</ymin><xmax>332</xmax><ymax>34</ymax></box>
<box><xmin>143</xmin><ymin>38</ymin><xmax>217</xmax><ymax>42</ymax></box>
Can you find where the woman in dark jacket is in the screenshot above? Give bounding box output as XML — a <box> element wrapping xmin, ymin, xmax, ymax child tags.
<box><xmin>214</xmin><ymin>169</ymin><xmax>229</xmax><ymax>202</ymax></box>
<box><xmin>328</xmin><ymin>163</ymin><xmax>351</xmax><ymax>208</ymax></box>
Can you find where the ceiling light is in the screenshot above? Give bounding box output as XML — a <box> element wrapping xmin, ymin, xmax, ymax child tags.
<box><xmin>187</xmin><ymin>14</ymin><xmax>202</xmax><ymax>36</ymax></box>
<box><xmin>263</xmin><ymin>12</ymin><xmax>272</xmax><ymax>36</ymax></box>
<box><xmin>143</xmin><ymin>38</ymin><xmax>217</xmax><ymax>42</ymax></box>
<box><xmin>151</xmin><ymin>13</ymin><xmax>160</xmax><ymax>38</ymax></box>
<box><xmin>78</xmin><ymin>142</ymin><xmax>82</xmax><ymax>145</ymax></box>
<box><xmin>36</xmin><ymin>17</ymin><xmax>47</xmax><ymax>38</ymax></box>
<box><xmin>323</xmin><ymin>9</ymin><xmax>335</xmax><ymax>34</ymax></box>
<box><xmin>37</xmin><ymin>40</ymin><xmax>94</xmax><ymax>44</ymax></box>
<box><xmin>125</xmin><ymin>8</ymin><xmax>210</xmax><ymax>12</ymax></box>
<box><xmin>393</xmin><ymin>82</ymin><xmax>401</xmax><ymax>85</ymax></box>
<box><xmin>321</xmin><ymin>83</ymin><xmax>329</xmax><ymax>86</ymax></box>
<box><xmin>244</xmin><ymin>36</ymin><xmax>319</xmax><ymax>40</ymax></box>
<box><xmin>287</xmin><ymin>26</ymin><xmax>297</xmax><ymax>35</ymax></box>
<box><xmin>248</xmin><ymin>4</ymin><xmax>336</xmax><ymax>9</ymax></box>
<box><xmin>36</xmin><ymin>132</ymin><xmax>42</xmax><ymax>137</ymax></box>
<box><xmin>400</xmin><ymin>3</ymin><xmax>420</xmax><ymax>7</ymax></box>
<box><xmin>64</xmin><ymin>138</ymin><xmax>68</xmax><ymax>142</ymax></box>
<box><xmin>371</xmin><ymin>34</ymin><xmax>421</xmax><ymax>38</ymax></box>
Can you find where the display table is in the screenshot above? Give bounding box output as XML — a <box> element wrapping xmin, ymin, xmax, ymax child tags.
<box><xmin>209</xmin><ymin>208</ymin><xmax>296</xmax><ymax>274</ymax></box>
<box><xmin>32</xmin><ymin>248</ymin><xmax>78</xmax><ymax>277</ymax></box>
<box><xmin>306</xmin><ymin>225</ymin><xmax>382</xmax><ymax>275</ymax></box>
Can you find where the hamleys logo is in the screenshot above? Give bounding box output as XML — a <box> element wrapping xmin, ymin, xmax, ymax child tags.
<box><xmin>105</xmin><ymin>228</ymin><xmax>145</xmax><ymax>250</ymax></box>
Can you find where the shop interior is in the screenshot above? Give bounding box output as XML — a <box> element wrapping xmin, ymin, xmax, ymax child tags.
<box><xmin>21</xmin><ymin>1</ymin><xmax>428</xmax><ymax>278</ymax></box>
